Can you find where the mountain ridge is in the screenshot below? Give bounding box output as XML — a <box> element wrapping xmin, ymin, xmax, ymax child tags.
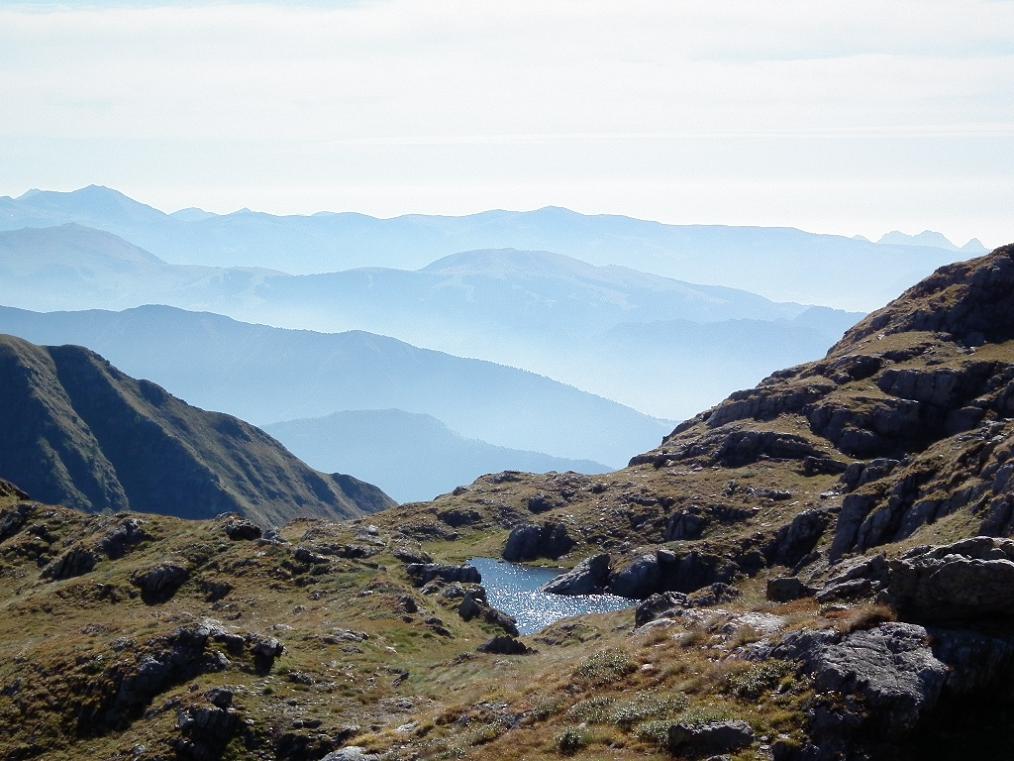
<box><xmin>0</xmin><ymin>304</ymin><xmax>672</xmax><ymax>466</ymax></box>
<box><xmin>0</xmin><ymin>186</ymin><xmax>969</xmax><ymax>309</ymax></box>
<box><xmin>0</xmin><ymin>334</ymin><xmax>394</xmax><ymax>524</ymax></box>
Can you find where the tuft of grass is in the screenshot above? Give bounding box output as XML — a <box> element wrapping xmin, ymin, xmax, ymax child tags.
<box><xmin>554</xmin><ymin>727</ymin><xmax>588</xmax><ymax>756</ymax></box>
<box><xmin>609</xmin><ymin>691</ymin><xmax>689</xmax><ymax>730</ymax></box>
<box><xmin>835</xmin><ymin>603</ymin><xmax>897</xmax><ymax>634</ymax></box>
<box><xmin>467</xmin><ymin>718</ymin><xmax>510</xmax><ymax>746</ymax></box>
<box><xmin>729</xmin><ymin>623</ymin><xmax>762</xmax><ymax>648</ymax></box>
<box><xmin>677</xmin><ymin>624</ymin><xmax>709</xmax><ymax>649</ymax></box>
<box><xmin>573</xmin><ymin>648</ymin><xmax>637</xmax><ymax>686</ymax></box>
<box><xmin>565</xmin><ymin>696</ymin><xmax>616</xmax><ymax>724</ymax></box>
<box><xmin>530</xmin><ymin>695</ymin><xmax>567</xmax><ymax>722</ymax></box>
<box><xmin>724</xmin><ymin>660</ymin><xmax>795</xmax><ymax>699</ymax></box>
<box><xmin>635</xmin><ymin>719</ymin><xmax>672</xmax><ymax>747</ymax></box>
<box><xmin>677</xmin><ymin>704</ymin><xmax>735</xmax><ymax>727</ymax></box>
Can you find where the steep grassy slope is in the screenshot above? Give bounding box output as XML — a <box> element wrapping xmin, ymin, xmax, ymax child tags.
<box><xmin>0</xmin><ymin>335</ymin><xmax>393</xmax><ymax>524</ymax></box>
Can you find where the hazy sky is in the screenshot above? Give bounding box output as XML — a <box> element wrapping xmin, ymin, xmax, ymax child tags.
<box><xmin>2</xmin><ymin>0</ymin><xmax>1012</xmax><ymax>245</ymax></box>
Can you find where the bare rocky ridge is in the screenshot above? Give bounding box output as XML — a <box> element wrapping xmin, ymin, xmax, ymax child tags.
<box><xmin>0</xmin><ymin>335</ymin><xmax>394</xmax><ymax>524</ymax></box>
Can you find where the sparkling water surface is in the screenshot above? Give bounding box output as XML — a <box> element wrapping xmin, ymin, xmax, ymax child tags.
<box><xmin>468</xmin><ymin>557</ymin><xmax>636</xmax><ymax>635</ymax></box>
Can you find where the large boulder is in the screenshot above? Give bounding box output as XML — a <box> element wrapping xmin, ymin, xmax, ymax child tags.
<box><xmin>502</xmin><ymin>521</ymin><xmax>574</xmax><ymax>562</ymax></box>
<box><xmin>761</xmin><ymin>623</ymin><xmax>948</xmax><ymax>734</ymax></box>
<box><xmin>885</xmin><ymin>537</ymin><xmax>1014</xmax><ymax>623</ymax></box>
<box><xmin>542</xmin><ymin>554</ymin><xmax>610</xmax><ymax>595</ymax></box>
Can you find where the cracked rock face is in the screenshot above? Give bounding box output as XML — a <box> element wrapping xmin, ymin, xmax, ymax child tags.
<box><xmin>886</xmin><ymin>537</ymin><xmax>1014</xmax><ymax>623</ymax></box>
<box><xmin>762</xmin><ymin>622</ymin><xmax>948</xmax><ymax>734</ymax></box>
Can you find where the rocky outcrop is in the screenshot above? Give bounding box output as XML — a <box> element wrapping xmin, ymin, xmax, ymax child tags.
<box><xmin>175</xmin><ymin>691</ymin><xmax>243</xmax><ymax>761</ymax></box>
<box><xmin>80</xmin><ymin>621</ymin><xmax>284</xmax><ymax>733</ymax></box>
<box><xmin>42</xmin><ymin>546</ymin><xmax>98</xmax><ymax>580</ymax></box>
<box><xmin>885</xmin><ymin>537</ymin><xmax>1014</xmax><ymax>623</ymax></box>
<box><xmin>765</xmin><ymin>508</ymin><xmax>831</xmax><ymax>568</ymax></box>
<box><xmin>635</xmin><ymin>591</ymin><xmax>690</xmax><ymax>627</ymax></box>
<box><xmin>131</xmin><ymin>562</ymin><xmax>190</xmax><ymax>603</ymax></box>
<box><xmin>456</xmin><ymin>586</ymin><xmax>519</xmax><ymax>635</ymax></box>
<box><xmin>99</xmin><ymin>516</ymin><xmax>149</xmax><ymax>558</ymax></box>
<box><xmin>756</xmin><ymin>621</ymin><xmax>948</xmax><ymax>758</ymax></box>
<box><xmin>542</xmin><ymin>554</ymin><xmax>610</xmax><ymax>594</ymax></box>
<box><xmin>477</xmin><ymin>635</ymin><xmax>534</xmax><ymax>655</ymax></box>
<box><xmin>502</xmin><ymin>521</ymin><xmax>574</xmax><ymax>561</ymax></box>
<box><xmin>405</xmin><ymin>563</ymin><xmax>481</xmax><ymax>587</ymax></box>
<box><xmin>224</xmin><ymin>519</ymin><xmax>262</xmax><ymax>540</ymax></box>
<box><xmin>609</xmin><ymin>553</ymin><xmax>662</xmax><ymax>597</ymax></box>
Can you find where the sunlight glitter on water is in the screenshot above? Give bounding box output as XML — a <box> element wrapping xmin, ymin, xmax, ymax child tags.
<box><xmin>468</xmin><ymin>557</ymin><xmax>636</xmax><ymax>635</ymax></box>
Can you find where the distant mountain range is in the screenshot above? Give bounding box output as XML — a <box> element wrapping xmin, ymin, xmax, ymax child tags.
<box><xmin>264</xmin><ymin>410</ymin><xmax>610</xmax><ymax>504</ymax></box>
<box><xmin>0</xmin><ymin>304</ymin><xmax>670</xmax><ymax>468</ymax></box>
<box><xmin>877</xmin><ymin>230</ymin><xmax>987</xmax><ymax>253</ymax></box>
<box><xmin>0</xmin><ymin>223</ymin><xmax>863</xmax><ymax>418</ymax></box>
<box><xmin>0</xmin><ymin>185</ymin><xmax>969</xmax><ymax>309</ymax></box>
<box><xmin>0</xmin><ymin>334</ymin><xmax>393</xmax><ymax>524</ymax></box>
